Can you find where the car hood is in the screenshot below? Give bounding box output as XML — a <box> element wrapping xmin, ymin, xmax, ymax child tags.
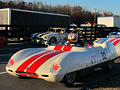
<box><xmin>38</xmin><ymin>32</ymin><xmax>58</xmax><ymax>37</ymax></box>
<box><xmin>9</xmin><ymin>50</ymin><xmax>69</xmax><ymax>74</ymax></box>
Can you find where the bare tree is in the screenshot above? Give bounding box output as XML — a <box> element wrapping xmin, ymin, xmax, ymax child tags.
<box><xmin>0</xmin><ymin>0</ymin><xmax>118</xmax><ymax>25</ymax></box>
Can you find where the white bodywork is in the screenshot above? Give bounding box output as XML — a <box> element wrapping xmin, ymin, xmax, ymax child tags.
<box><xmin>6</xmin><ymin>40</ymin><xmax>118</xmax><ymax>83</ymax></box>
<box><xmin>93</xmin><ymin>38</ymin><xmax>120</xmax><ymax>56</ymax></box>
<box><xmin>36</xmin><ymin>29</ymin><xmax>68</xmax><ymax>45</ymax></box>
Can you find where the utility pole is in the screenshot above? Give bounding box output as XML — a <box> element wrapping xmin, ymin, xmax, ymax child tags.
<box><xmin>111</xmin><ymin>11</ymin><xmax>113</xmax><ymax>16</ymax></box>
<box><xmin>103</xmin><ymin>11</ymin><xmax>105</xmax><ymax>17</ymax></box>
<box><xmin>94</xmin><ymin>8</ymin><xmax>96</xmax><ymax>23</ymax></box>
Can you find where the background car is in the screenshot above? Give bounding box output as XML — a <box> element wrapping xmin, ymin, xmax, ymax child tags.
<box><xmin>31</xmin><ymin>32</ymin><xmax>41</xmax><ymax>44</ymax></box>
<box><xmin>36</xmin><ymin>27</ymin><xmax>68</xmax><ymax>46</ymax></box>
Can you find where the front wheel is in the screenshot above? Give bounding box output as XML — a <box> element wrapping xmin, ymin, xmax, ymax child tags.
<box><xmin>49</xmin><ymin>37</ymin><xmax>56</xmax><ymax>45</ymax></box>
<box><xmin>63</xmin><ymin>71</ymin><xmax>76</xmax><ymax>87</ymax></box>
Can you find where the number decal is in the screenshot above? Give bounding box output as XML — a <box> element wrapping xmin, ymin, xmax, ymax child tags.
<box><xmin>101</xmin><ymin>52</ymin><xmax>107</xmax><ymax>60</ymax></box>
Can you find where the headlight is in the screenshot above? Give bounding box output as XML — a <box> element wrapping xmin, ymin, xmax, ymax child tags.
<box><xmin>43</xmin><ymin>36</ymin><xmax>48</xmax><ymax>40</ymax></box>
<box><xmin>50</xmin><ymin>63</ymin><xmax>61</xmax><ymax>73</ymax></box>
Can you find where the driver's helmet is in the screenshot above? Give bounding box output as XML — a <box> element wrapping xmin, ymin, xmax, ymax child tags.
<box><xmin>68</xmin><ymin>33</ymin><xmax>78</xmax><ymax>43</ymax></box>
<box><xmin>61</xmin><ymin>29</ymin><xmax>65</xmax><ymax>33</ymax></box>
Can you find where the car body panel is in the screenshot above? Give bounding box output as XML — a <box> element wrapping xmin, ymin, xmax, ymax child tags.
<box><xmin>6</xmin><ymin>39</ymin><xmax>118</xmax><ymax>82</ymax></box>
<box><xmin>93</xmin><ymin>38</ymin><xmax>120</xmax><ymax>56</ymax></box>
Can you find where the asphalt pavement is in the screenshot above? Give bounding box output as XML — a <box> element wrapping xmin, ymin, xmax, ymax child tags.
<box><xmin>0</xmin><ymin>43</ymin><xmax>120</xmax><ymax>90</ymax></box>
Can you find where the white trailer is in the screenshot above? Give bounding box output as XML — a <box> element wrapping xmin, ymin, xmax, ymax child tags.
<box><xmin>97</xmin><ymin>16</ymin><xmax>120</xmax><ymax>28</ymax></box>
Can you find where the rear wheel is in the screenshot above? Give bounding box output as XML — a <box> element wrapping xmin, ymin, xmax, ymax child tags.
<box><xmin>63</xmin><ymin>71</ymin><xmax>76</xmax><ymax>87</ymax></box>
<box><xmin>104</xmin><ymin>60</ymin><xmax>114</xmax><ymax>71</ymax></box>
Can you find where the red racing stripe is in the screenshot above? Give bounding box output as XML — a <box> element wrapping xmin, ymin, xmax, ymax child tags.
<box><xmin>63</xmin><ymin>46</ymin><xmax>72</xmax><ymax>51</ymax></box>
<box><xmin>109</xmin><ymin>38</ymin><xmax>118</xmax><ymax>42</ymax></box>
<box><xmin>26</xmin><ymin>51</ymin><xmax>63</xmax><ymax>73</ymax></box>
<box><xmin>113</xmin><ymin>39</ymin><xmax>120</xmax><ymax>46</ymax></box>
<box><xmin>16</xmin><ymin>50</ymin><xmax>52</xmax><ymax>72</ymax></box>
<box><xmin>54</xmin><ymin>46</ymin><xmax>63</xmax><ymax>50</ymax></box>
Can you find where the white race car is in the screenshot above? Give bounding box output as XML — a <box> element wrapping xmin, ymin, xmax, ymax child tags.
<box><xmin>6</xmin><ymin>38</ymin><xmax>119</xmax><ymax>87</ymax></box>
<box><xmin>36</xmin><ymin>28</ymin><xmax>68</xmax><ymax>46</ymax></box>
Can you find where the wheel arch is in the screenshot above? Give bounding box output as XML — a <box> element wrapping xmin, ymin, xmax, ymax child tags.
<box><xmin>57</xmin><ymin>52</ymin><xmax>83</xmax><ymax>75</ymax></box>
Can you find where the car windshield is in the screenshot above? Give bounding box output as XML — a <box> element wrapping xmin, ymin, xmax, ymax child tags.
<box><xmin>109</xmin><ymin>32</ymin><xmax>118</xmax><ymax>35</ymax></box>
<box><xmin>56</xmin><ymin>29</ymin><xmax>61</xmax><ymax>32</ymax></box>
<box><xmin>48</xmin><ymin>28</ymin><xmax>61</xmax><ymax>33</ymax></box>
<box><xmin>48</xmin><ymin>29</ymin><xmax>55</xmax><ymax>32</ymax></box>
<box><xmin>113</xmin><ymin>32</ymin><xmax>118</xmax><ymax>35</ymax></box>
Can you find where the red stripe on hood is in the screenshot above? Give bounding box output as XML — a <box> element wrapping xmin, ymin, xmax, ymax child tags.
<box><xmin>63</xmin><ymin>46</ymin><xmax>72</xmax><ymax>51</ymax></box>
<box><xmin>109</xmin><ymin>38</ymin><xmax>118</xmax><ymax>42</ymax></box>
<box><xmin>113</xmin><ymin>39</ymin><xmax>120</xmax><ymax>46</ymax></box>
<box><xmin>16</xmin><ymin>50</ymin><xmax>52</xmax><ymax>72</ymax></box>
<box><xmin>26</xmin><ymin>51</ymin><xmax>63</xmax><ymax>73</ymax></box>
<box><xmin>54</xmin><ymin>46</ymin><xmax>63</xmax><ymax>50</ymax></box>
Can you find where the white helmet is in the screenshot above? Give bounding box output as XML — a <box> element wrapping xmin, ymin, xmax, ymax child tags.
<box><xmin>68</xmin><ymin>32</ymin><xmax>78</xmax><ymax>43</ymax></box>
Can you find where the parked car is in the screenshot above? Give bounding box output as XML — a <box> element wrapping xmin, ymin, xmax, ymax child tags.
<box><xmin>6</xmin><ymin>38</ymin><xmax>118</xmax><ymax>87</ymax></box>
<box><xmin>31</xmin><ymin>32</ymin><xmax>41</xmax><ymax>44</ymax></box>
<box><xmin>36</xmin><ymin>27</ymin><xmax>68</xmax><ymax>46</ymax></box>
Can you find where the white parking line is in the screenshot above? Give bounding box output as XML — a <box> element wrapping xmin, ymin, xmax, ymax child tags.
<box><xmin>0</xmin><ymin>53</ymin><xmax>13</xmax><ymax>57</ymax></box>
<box><xmin>0</xmin><ymin>71</ymin><xmax>7</xmax><ymax>75</ymax></box>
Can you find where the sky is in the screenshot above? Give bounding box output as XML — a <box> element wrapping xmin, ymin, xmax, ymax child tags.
<box><xmin>24</xmin><ymin>0</ymin><xmax>120</xmax><ymax>15</ymax></box>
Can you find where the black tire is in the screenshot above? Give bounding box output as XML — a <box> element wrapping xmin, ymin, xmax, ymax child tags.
<box><xmin>18</xmin><ymin>76</ymin><xmax>29</xmax><ymax>79</ymax></box>
<box><xmin>49</xmin><ymin>37</ymin><xmax>56</xmax><ymax>45</ymax></box>
<box><xmin>63</xmin><ymin>72</ymin><xmax>76</xmax><ymax>87</ymax></box>
<box><xmin>105</xmin><ymin>60</ymin><xmax>114</xmax><ymax>71</ymax></box>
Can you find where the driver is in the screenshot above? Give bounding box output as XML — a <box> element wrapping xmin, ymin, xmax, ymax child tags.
<box><xmin>65</xmin><ymin>31</ymin><xmax>78</xmax><ymax>46</ymax></box>
<box><xmin>65</xmin><ymin>29</ymin><xmax>87</xmax><ymax>46</ymax></box>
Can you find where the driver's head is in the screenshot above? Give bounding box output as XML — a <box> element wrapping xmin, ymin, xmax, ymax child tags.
<box><xmin>68</xmin><ymin>33</ymin><xmax>77</xmax><ymax>43</ymax></box>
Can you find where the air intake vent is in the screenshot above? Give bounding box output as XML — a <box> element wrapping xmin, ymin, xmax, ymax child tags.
<box><xmin>16</xmin><ymin>71</ymin><xmax>38</xmax><ymax>78</ymax></box>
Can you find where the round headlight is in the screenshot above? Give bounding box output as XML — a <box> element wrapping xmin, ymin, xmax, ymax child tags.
<box><xmin>43</xmin><ymin>35</ymin><xmax>48</xmax><ymax>39</ymax></box>
<box><xmin>44</xmin><ymin>36</ymin><xmax>47</xmax><ymax>39</ymax></box>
